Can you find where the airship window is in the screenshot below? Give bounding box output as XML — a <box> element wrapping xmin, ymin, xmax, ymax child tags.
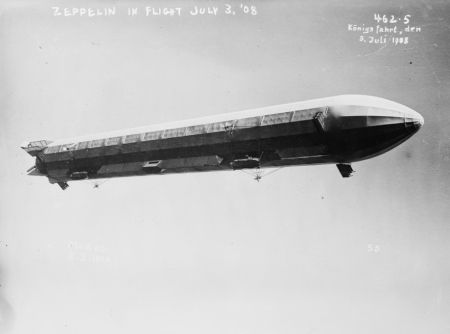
<box><xmin>29</xmin><ymin>140</ymin><xmax>48</xmax><ymax>148</ymax></box>
<box><xmin>262</xmin><ymin>112</ymin><xmax>292</xmax><ymax>126</ymax></box>
<box><xmin>105</xmin><ymin>137</ymin><xmax>121</xmax><ymax>146</ymax></box>
<box><xmin>77</xmin><ymin>141</ymin><xmax>89</xmax><ymax>150</ymax></box>
<box><xmin>207</xmin><ymin>122</ymin><xmax>226</xmax><ymax>133</ymax></box>
<box><xmin>124</xmin><ymin>134</ymin><xmax>140</xmax><ymax>144</ymax></box>
<box><xmin>292</xmin><ymin>108</ymin><xmax>319</xmax><ymax>122</ymax></box>
<box><xmin>208</xmin><ymin>120</ymin><xmax>236</xmax><ymax>133</ymax></box>
<box><xmin>60</xmin><ymin>143</ymin><xmax>76</xmax><ymax>151</ymax></box>
<box><xmin>235</xmin><ymin>116</ymin><xmax>261</xmax><ymax>128</ymax></box>
<box><xmin>88</xmin><ymin>139</ymin><xmax>104</xmax><ymax>148</ymax></box>
<box><xmin>185</xmin><ymin>125</ymin><xmax>206</xmax><ymax>136</ymax></box>
<box><xmin>162</xmin><ymin>128</ymin><xmax>186</xmax><ymax>138</ymax></box>
<box><xmin>176</xmin><ymin>128</ymin><xmax>187</xmax><ymax>137</ymax></box>
<box><xmin>45</xmin><ymin>146</ymin><xmax>60</xmax><ymax>154</ymax></box>
<box><xmin>143</xmin><ymin>131</ymin><xmax>162</xmax><ymax>141</ymax></box>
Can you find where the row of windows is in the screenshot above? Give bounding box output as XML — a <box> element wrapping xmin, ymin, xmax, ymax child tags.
<box><xmin>44</xmin><ymin>110</ymin><xmax>314</xmax><ymax>155</ymax></box>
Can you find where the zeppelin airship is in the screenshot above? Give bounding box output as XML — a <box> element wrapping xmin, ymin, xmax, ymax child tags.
<box><xmin>22</xmin><ymin>95</ymin><xmax>423</xmax><ymax>189</ymax></box>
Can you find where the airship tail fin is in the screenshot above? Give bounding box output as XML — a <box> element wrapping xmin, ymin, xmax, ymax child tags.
<box><xmin>21</xmin><ymin>140</ymin><xmax>52</xmax><ymax>157</ymax></box>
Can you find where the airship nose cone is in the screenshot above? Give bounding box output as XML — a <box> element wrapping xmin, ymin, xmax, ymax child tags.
<box><xmin>404</xmin><ymin>108</ymin><xmax>424</xmax><ymax>129</ymax></box>
<box><xmin>415</xmin><ymin>113</ymin><xmax>424</xmax><ymax>128</ymax></box>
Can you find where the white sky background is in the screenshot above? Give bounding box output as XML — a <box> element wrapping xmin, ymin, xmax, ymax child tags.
<box><xmin>1</xmin><ymin>0</ymin><xmax>450</xmax><ymax>333</ymax></box>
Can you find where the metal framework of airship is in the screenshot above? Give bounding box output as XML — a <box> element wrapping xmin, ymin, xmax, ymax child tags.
<box><xmin>22</xmin><ymin>95</ymin><xmax>424</xmax><ymax>189</ymax></box>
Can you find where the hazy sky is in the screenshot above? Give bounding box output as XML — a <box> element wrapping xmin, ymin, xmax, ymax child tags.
<box><xmin>1</xmin><ymin>0</ymin><xmax>449</xmax><ymax>333</ymax></box>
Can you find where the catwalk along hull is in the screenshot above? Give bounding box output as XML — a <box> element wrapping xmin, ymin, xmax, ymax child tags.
<box><xmin>22</xmin><ymin>95</ymin><xmax>423</xmax><ymax>189</ymax></box>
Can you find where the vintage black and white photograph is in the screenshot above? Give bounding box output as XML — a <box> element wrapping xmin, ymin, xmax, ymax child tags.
<box><xmin>1</xmin><ymin>0</ymin><xmax>449</xmax><ymax>333</ymax></box>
